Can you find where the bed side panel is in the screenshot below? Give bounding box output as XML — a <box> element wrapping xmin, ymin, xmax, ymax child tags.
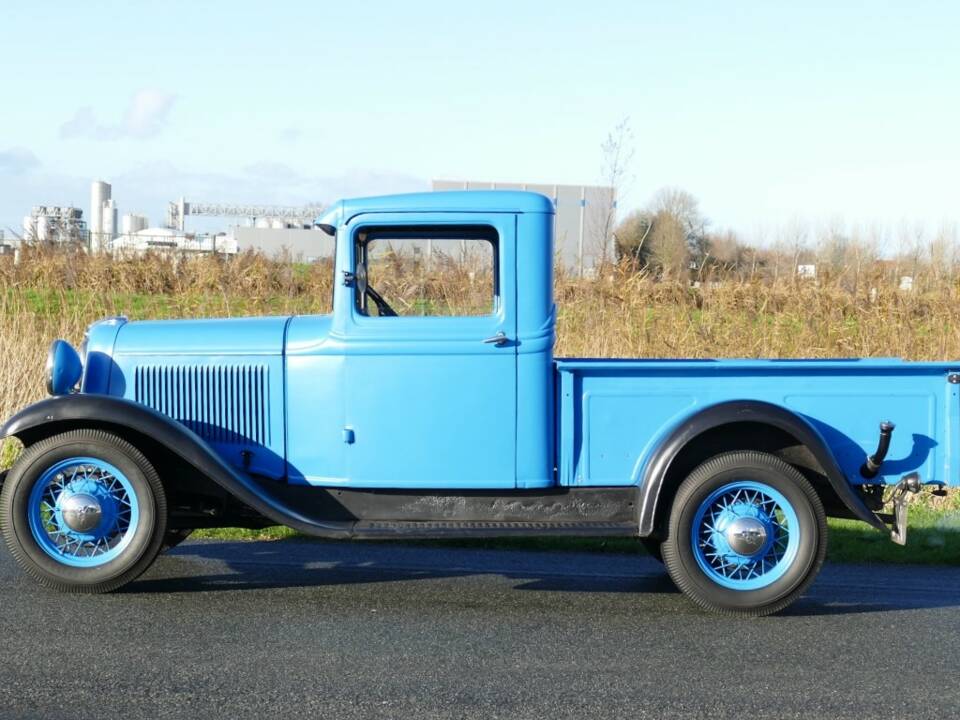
<box><xmin>556</xmin><ymin>360</ymin><xmax>958</xmax><ymax>487</ymax></box>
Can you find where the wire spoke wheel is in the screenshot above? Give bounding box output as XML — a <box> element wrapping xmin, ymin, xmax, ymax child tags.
<box><xmin>691</xmin><ymin>481</ymin><xmax>799</xmax><ymax>590</ymax></box>
<box><xmin>27</xmin><ymin>457</ymin><xmax>141</xmax><ymax>568</ymax></box>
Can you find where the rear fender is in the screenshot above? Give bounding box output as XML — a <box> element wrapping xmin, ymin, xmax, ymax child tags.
<box><xmin>638</xmin><ymin>400</ymin><xmax>887</xmax><ymax>535</ymax></box>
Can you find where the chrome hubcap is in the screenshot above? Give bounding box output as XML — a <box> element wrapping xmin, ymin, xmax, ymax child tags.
<box><xmin>725</xmin><ymin>516</ymin><xmax>768</xmax><ymax>556</ymax></box>
<box><xmin>60</xmin><ymin>493</ymin><xmax>103</xmax><ymax>533</ymax></box>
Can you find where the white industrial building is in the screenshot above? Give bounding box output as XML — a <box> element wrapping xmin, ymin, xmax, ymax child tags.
<box><xmin>228</xmin><ymin>226</ymin><xmax>332</xmax><ymax>262</ymax></box>
<box><xmin>111</xmin><ymin>227</ymin><xmax>238</xmax><ymax>255</ymax></box>
<box><xmin>432</xmin><ymin>180</ymin><xmax>617</xmax><ymax>275</ymax></box>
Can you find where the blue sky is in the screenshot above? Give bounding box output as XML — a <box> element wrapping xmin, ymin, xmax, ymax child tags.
<box><xmin>1</xmin><ymin>1</ymin><xmax>957</xmax><ymax>242</ymax></box>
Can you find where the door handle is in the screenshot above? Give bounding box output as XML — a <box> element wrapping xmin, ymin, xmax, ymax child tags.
<box><xmin>482</xmin><ymin>331</ymin><xmax>509</xmax><ymax>346</ymax></box>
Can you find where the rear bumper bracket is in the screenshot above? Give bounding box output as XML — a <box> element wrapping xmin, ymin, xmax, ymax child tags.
<box><xmin>890</xmin><ymin>472</ymin><xmax>922</xmax><ymax>546</ymax></box>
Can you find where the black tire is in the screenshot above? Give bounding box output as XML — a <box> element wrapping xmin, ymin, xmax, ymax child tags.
<box><xmin>161</xmin><ymin>528</ymin><xmax>193</xmax><ymax>552</ymax></box>
<box><xmin>0</xmin><ymin>429</ymin><xmax>167</xmax><ymax>593</ymax></box>
<box><xmin>640</xmin><ymin>537</ymin><xmax>664</xmax><ymax>563</ymax></box>
<box><xmin>661</xmin><ymin>451</ymin><xmax>826</xmax><ymax>617</ymax></box>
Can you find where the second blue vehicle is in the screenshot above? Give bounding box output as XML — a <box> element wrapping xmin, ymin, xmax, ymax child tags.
<box><xmin>1</xmin><ymin>191</ymin><xmax>953</xmax><ymax>615</ymax></box>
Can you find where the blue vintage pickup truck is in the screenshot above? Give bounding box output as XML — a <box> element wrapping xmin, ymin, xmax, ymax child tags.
<box><xmin>1</xmin><ymin>191</ymin><xmax>954</xmax><ymax>615</ymax></box>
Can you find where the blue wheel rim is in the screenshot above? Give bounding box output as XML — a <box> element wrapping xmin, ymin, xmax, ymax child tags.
<box><xmin>27</xmin><ymin>456</ymin><xmax>140</xmax><ymax>568</ymax></box>
<box><xmin>690</xmin><ymin>480</ymin><xmax>800</xmax><ymax>591</ymax></box>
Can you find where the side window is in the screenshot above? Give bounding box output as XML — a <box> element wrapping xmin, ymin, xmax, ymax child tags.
<box><xmin>354</xmin><ymin>225</ymin><xmax>498</xmax><ymax>317</ymax></box>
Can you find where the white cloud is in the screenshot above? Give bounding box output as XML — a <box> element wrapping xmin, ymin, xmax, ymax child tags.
<box><xmin>59</xmin><ymin>107</ymin><xmax>102</xmax><ymax>139</ymax></box>
<box><xmin>242</xmin><ymin>162</ymin><xmax>303</xmax><ymax>182</ymax></box>
<box><xmin>0</xmin><ymin>147</ymin><xmax>40</xmax><ymax>175</ymax></box>
<box><xmin>60</xmin><ymin>89</ymin><xmax>177</xmax><ymax>141</ymax></box>
<box><xmin>277</xmin><ymin>127</ymin><xmax>304</xmax><ymax>143</ymax></box>
<box><xmin>123</xmin><ymin>89</ymin><xmax>177</xmax><ymax>138</ymax></box>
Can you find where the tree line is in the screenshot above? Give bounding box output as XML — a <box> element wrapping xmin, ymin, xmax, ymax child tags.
<box><xmin>612</xmin><ymin>186</ymin><xmax>960</xmax><ymax>289</ymax></box>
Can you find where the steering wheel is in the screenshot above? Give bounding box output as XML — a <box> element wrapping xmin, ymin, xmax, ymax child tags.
<box><xmin>365</xmin><ymin>285</ymin><xmax>398</xmax><ymax>317</ymax></box>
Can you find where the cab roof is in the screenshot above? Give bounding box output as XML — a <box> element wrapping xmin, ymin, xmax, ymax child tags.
<box><xmin>315</xmin><ymin>190</ymin><xmax>555</xmax><ymax>228</ymax></box>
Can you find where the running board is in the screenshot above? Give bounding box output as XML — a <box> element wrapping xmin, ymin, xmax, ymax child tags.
<box><xmin>349</xmin><ymin>520</ymin><xmax>638</xmax><ymax>539</ymax></box>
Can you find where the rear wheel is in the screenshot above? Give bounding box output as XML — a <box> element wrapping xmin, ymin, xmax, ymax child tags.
<box><xmin>0</xmin><ymin>429</ymin><xmax>166</xmax><ymax>593</ymax></box>
<box><xmin>662</xmin><ymin>451</ymin><xmax>826</xmax><ymax>616</ymax></box>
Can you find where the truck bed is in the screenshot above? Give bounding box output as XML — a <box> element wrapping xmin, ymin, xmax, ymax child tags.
<box><xmin>554</xmin><ymin>358</ymin><xmax>960</xmax><ymax>488</ymax></box>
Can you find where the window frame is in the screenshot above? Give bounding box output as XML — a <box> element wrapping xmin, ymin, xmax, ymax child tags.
<box><xmin>352</xmin><ymin>224</ymin><xmax>501</xmax><ymax>319</ymax></box>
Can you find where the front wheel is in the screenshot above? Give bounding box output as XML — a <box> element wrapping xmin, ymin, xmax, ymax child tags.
<box><xmin>0</xmin><ymin>429</ymin><xmax>167</xmax><ymax>593</ymax></box>
<box><xmin>662</xmin><ymin>451</ymin><xmax>827</xmax><ymax>616</ymax></box>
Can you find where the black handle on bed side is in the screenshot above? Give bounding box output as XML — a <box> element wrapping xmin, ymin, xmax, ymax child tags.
<box><xmin>860</xmin><ymin>421</ymin><xmax>895</xmax><ymax>479</ymax></box>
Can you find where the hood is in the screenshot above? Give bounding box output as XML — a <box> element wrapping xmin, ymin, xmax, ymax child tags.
<box><xmin>113</xmin><ymin>316</ymin><xmax>291</xmax><ymax>356</ymax></box>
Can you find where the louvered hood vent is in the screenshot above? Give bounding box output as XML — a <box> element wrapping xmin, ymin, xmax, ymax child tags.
<box><xmin>134</xmin><ymin>364</ymin><xmax>271</xmax><ymax>446</ymax></box>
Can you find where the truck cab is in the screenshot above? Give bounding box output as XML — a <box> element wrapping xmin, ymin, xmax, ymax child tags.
<box><xmin>286</xmin><ymin>191</ymin><xmax>555</xmax><ymax>490</ymax></box>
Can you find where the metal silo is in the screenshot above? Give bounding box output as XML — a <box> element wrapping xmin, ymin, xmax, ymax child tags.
<box><xmin>103</xmin><ymin>199</ymin><xmax>118</xmax><ymax>242</ymax></box>
<box><xmin>90</xmin><ymin>180</ymin><xmax>111</xmax><ymax>250</ymax></box>
<box><xmin>121</xmin><ymin>213</ymin><xmax>148</xmax><ymax>235</ymax></box>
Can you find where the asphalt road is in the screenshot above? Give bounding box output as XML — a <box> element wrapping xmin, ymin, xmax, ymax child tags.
<box><xmin>1</xmin><ymin>540</ymin><xmax>959</xmax><ymax>720</ymax></box>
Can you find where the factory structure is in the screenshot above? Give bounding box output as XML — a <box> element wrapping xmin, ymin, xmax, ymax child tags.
<box><xmin>10</xmin><ymin>180</ymin><xmax>326</xmax><ymax>257</ymax></box>
<box><xmin>162</xmin><ymin>196</ymin><xmax>330</xmax><ymax>260</ymax></box>
<box><xmin>7</xmin><ymin>178</ymin><xmax>616</xmax><ymax>273</ymax></box>
<box><xmin>87</xmin><ymin>181</ymin><xmax>243</xmax><ymax>255</ymax></box>
<box><xmin>20</xmin><ymin>205</ymin><xmax>88</xmax><ymax>246</ymax></box>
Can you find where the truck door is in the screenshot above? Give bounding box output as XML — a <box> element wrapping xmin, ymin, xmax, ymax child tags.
<box><xmin>340</xmin><ymin>212</ymin><xmax>517</xmax><ymax>488</ymax></box>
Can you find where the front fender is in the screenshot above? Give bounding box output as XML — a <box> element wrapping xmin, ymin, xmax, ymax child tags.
<box><xmin>637</xmin><ymin>400</ymin><xmax>888</xmax><ymax>535</ymax></box>
<box><xmin>1</xmin><ymin>395</ymin><xmax>352</xmax><ymax>538</ymax></box>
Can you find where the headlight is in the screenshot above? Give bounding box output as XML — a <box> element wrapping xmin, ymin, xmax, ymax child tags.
<box><xmin>45</xmin><ymin>339</ymin><xmax>83</xmax><ymax>396</ymax></box>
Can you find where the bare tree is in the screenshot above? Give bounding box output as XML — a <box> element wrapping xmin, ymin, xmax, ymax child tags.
<box><xmin>588</xmin><ymin>117</ymin><xmax>635</xmax><ymax>273</ymax></box>
<box><xmin>782</xmin><ymin>219</ymin><xmax>811</xmax><ymax>283</ymax></box>
<box><xmin>929</xmin><ymin>221</ymin><xmax>959</xmax><ymax>282</ymax></box>
<box><xmin>893</xmin><ymin>220</ymin><xmax>925</xmax><ymax>289</ymax></box>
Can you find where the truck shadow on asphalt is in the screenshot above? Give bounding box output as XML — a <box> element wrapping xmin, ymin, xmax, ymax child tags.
<box><xmin>136</xmin><ymin>542</ymin><xmax>677</xmax><ymax>594</ymax></box>
<box><xmin>129</xmin><ymin>541</ymin><xmax>960</xmax><ymax>617</ymax></box>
